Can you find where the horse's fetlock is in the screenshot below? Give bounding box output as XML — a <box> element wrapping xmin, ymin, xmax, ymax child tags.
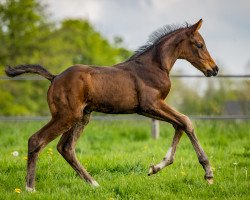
<box><xmin>168</xmin><ymin>158</ymin><xmax>174</xmax><ymax>165</ymax></box>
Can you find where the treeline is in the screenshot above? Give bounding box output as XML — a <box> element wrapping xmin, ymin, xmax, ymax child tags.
<box><xmin>0</xmin><ymin>0</ymin><xmax>249</xmax><ymax>116</ymax></box>
<box><xmin>0</xmin><ymin>0</ymin><xmax>130</xmax><ymax>115</ymax></box>
<box><xmin>168</xmin><ymin>78</ymin><xmax>250</xmax><ymax>115</ymax></box>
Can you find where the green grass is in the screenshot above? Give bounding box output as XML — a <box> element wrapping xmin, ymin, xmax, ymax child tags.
<box><xmin>0</xmin><ymin>119</ymin><xmax>249</xmax><ymax>199</ymax></box>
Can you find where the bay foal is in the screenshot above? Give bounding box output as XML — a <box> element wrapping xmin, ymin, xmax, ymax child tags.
<box><xmin>6</xmin><ymin>19</ymin><xmax>219</xmax><ymax>191</ymax></box>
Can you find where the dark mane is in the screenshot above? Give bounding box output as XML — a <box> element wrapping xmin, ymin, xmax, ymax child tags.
<box><xmin>128</xmin><ymin>23</ymin><xmax>190</xmax><ymax>61</ymax></box>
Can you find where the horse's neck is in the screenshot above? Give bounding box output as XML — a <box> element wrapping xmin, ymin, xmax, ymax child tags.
<box><xmin>159</xmin><ymin>39</ymin><xmax>182</xmax><ymax>74</ymax></box>
<box><xmin>133</xmin><ymin>44</ymin><xmax>179</xmax><ymax>74</ymax></box>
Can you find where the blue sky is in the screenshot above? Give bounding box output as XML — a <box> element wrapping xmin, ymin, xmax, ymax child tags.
<box><xmin>44</xmin><ymin>0</ymin><xmax>250</xmax><ymax>74</ymax></box>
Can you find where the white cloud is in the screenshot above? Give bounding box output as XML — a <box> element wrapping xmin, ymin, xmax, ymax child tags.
<box><xmin>43</xmin><ymin>0</ymin><xmax>250</xmax><ymax>74</ymax></box>
<box><xmin>44</xmin><ymin>0</ymin><xmax>102</xmax><ymax>22</ymax></box>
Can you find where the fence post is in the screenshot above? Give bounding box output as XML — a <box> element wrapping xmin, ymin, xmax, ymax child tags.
<box><xmin>151</xmin><ymin>119</ymin><xmax>159</xmax><ymax>139</ymax></box>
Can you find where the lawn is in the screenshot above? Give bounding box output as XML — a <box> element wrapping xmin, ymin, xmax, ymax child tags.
<box><xmin>0</xmin><ymin>119</ymin><xmax>249</xmax><ymax>199</ymax></box>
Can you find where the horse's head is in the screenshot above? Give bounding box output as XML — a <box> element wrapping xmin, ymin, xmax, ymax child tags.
<box><xmin>180</xmin><ymin>19</ymin><xmax>219</xmax><ymax>77</ymax></box>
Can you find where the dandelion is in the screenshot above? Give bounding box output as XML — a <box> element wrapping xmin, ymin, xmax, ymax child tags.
<box><xmin>244</xmin><ymin>167</ymin><xmax>248</xmax><ymax>181</ymax></box>
<box><xmin>14</xmin><ymin>188</ymin><xmax>21</xmax><ymax>193</ymax></box>
<box><xmin>23</xmin><ymin>156</ymin><xmax>28</xmax><ymax>160</ymax></box>
<box><xmin>233</xmin><ymin>162</ymin><xmax>238</xmax><ymax>182</ymax></box>
<box><xmin>48</xmin><ymin>148</ymin><xmax>53</xmax><ymax>152</ymax></box>
<box><xmin>12</xmin><ymin>151</ymin><xmax>19</xmax><ymax>157</ymax></box>
<box><xmin>47</xmin><ymin>148</ymin><xmax>53</xmax><ymax>155</ymax></box>
<box><xmin>181</xmin><ymin>171</ymin><xmax>186</xmax><ymax>176</ymax></box>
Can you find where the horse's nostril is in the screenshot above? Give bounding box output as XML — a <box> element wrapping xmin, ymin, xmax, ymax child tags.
<box><xmin>214</xmin><ymin>66</ymin><xmax>219</xmax><ymax>72</ymax></box>
<box><xmin>212</xmin><ymin>70</ymin><xmax>218</xmax><ymax>76</ymax></box>
<box><xmin>212</xmin><ymin>66</ymin><xmax>219</xmax><ymax>76</ymax></box>
<box><xmin>206</xmin><ymin>70</ymin><xmax>213</xmax><ymax>77</ymax></box>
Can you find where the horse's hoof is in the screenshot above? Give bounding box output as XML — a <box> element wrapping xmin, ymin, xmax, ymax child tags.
<box><xmin>206</xmin><ymin>178</ymin><xmax>213</xmax><ymax>185</ymax></box>
<box><xmin>26</xmin><ymin>186</ymin><xmax>36</xmax><ymax>192</ymax></box>
<box><xmin>148</xmin><ymin>165</ymin><xmax>155</xmax><ymax>176</ymax></box>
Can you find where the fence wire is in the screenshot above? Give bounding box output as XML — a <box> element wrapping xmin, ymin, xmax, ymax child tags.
<box><xmin>0</xmin><ymin>74</ymin><xmax>250</xmax><ymax>80</ymax></box>
<box><xmin>0</xmin><ymin>74</ymin><xmax>249</xmax><ymax>121</ymax></box>
<box><xmin>0</xmin><ymin>115</ymin><xmax>249</xmax><ymax>121</ymax></box>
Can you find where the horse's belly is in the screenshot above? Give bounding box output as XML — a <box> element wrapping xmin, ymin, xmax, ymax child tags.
<box><xmin>88</xmin><ymin>89</ymin><xmax>138</xmax><ymax>114</ymax></box>
<box><xmin>87</xmin><ymin>77</ymin><xmax>138</xmax><ymax>114</ymax></box>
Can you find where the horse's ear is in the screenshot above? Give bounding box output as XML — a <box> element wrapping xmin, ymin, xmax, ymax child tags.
<box><xmin>188</xmin><ymin>19</ymin><xmax>203</xmax><ymax>34</ymax></box>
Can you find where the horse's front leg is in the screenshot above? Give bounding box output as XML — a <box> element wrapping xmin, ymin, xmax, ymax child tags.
<box><xmin>148</xmin><ymin>126</ymin><xmax>183</xmax><ymax>175</ymax></box>
<box><xmin>144</xmin><ymin>100</ymin><xmax>214</xmax><ymax>184</ymax></box>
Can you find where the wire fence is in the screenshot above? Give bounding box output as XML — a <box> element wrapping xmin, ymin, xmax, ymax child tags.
<box><xmin>0</xmin><ymin>74</ymin><xmax>249</xmax><ymax>121</ymax></box>
<box><xmin>1</xmin><ymin>74</ymin><xmax>250</xmax><ymax>80</ymax></box>
<box><xmin>0</xmin><ymin>115</ymin><xmax>249</xmax><ymax>122</ymax></box>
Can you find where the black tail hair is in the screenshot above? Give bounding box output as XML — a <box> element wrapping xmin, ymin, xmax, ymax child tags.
<box><xmin>5</xmin><ymin>64</ymin><xmax>55</xmax><ymax>81</ymax></box>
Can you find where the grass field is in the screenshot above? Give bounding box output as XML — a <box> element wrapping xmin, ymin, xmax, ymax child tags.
<box><xmin>0</xmin><ymin>119</ymin><xmax>249</xmax><ymax>199</ymax></box>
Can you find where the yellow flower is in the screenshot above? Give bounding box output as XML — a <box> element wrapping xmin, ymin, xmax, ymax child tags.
<box><xmin>23</xmin><ymin>156</ymin><xmax>28</xmax><ymax>160</ymax></box>
<box><xmin>181</xmin><ymin>171</ymin><xmax>186</xmax><ymax>176</ymax></box>
<box><xmin>47</xmin><ymin>148</ymin><xmax>53</xmax><ymax>155</ymax></box>
<box><xmin>14</xmin><ymin>188</ymin><xmax>21</xmax><ymax>193</ymax></box>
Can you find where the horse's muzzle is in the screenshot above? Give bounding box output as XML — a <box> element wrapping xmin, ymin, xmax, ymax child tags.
<box><xmin>206</xmin><ymin>66</ymin><xmax>219</xmax><ymax>77</ymax></box>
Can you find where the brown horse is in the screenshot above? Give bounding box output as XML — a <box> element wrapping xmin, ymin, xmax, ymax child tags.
<box><xmin>5</xmin><ymin>19</ymin><xmax>218</xmax><ymax>191</ymax></box>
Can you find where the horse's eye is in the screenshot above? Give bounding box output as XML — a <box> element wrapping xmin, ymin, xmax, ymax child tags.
<box><xmin>196</xmin><ymin>43</ymin><xmax>203</xmax><ymax>49</ymax></box>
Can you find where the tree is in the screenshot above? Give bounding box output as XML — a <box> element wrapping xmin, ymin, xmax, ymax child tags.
<box><xmin>0</xmin><ymin>0</ymin><xmax>51</xmax><ymax>65</ymax></box>
<box><xmin>0</xmin><ymin>1</ymin><xmax>131</xmax><ymax>116</ymax></box>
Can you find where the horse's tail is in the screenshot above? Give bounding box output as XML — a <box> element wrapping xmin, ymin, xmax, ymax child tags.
<box><xmin>5</xmin><ymin>64</ymin><xmax>55</xmax><ymax>82</ymax></box>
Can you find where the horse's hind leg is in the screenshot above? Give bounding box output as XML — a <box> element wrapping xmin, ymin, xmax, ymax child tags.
<box><xmin>26</xmin><ymin>117</ymin><xmax>72</xmax><ymax>192</ymax></box>
<box><xmin>57</xmin><ymin>113</ymin><xmax>99</xmax><ymax>187</ymax></box>
<box><xmin>148</xmin><ymin>126</ymin><xmax>183</xmax><ymax>175</ymax></box>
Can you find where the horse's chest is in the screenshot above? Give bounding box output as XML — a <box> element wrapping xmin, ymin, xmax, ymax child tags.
<box><xmin>148</xmin><ymin>76</ymin><xmax>171</xmax><ymax>99</ymax></box>
<box><xmin>158</xmin><ymin>81</ymin><xmax>171</xmax><ymax>99</ymax></box>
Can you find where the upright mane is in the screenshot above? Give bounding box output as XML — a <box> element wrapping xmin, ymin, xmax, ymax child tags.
<box><xmin>128</xmin><ymin>23</ymin><xmax>190</xmax><ymax>61</ymax></box>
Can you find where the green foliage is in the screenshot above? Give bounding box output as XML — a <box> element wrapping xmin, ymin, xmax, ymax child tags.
<box><xmin>40</xmin><ymin>19</ymin><xmax>131</xmax><ymax>73</ymax></box>
<box><xmin>0</xmin><ymin>0</ymin><xmax>50</xmax><ymax>64</ymax></box>
<box><xmin>0</xmin><ymin>0</ymin><xmax>131</xmax><ymax>116</ymax></box>
<box><xmin>0</xmin><ymin>120</ymin><xmax>249</xmax><ymax>199</ymax></box>
<box><xmin>169</xmin><ymin>78</ymin><xmax>250</xmax><ymax>115</ymax></box>
<box><xmin>0</xmin><ymin>0</ymin><xmax>248</xmax><ymax>117</ymax></box>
